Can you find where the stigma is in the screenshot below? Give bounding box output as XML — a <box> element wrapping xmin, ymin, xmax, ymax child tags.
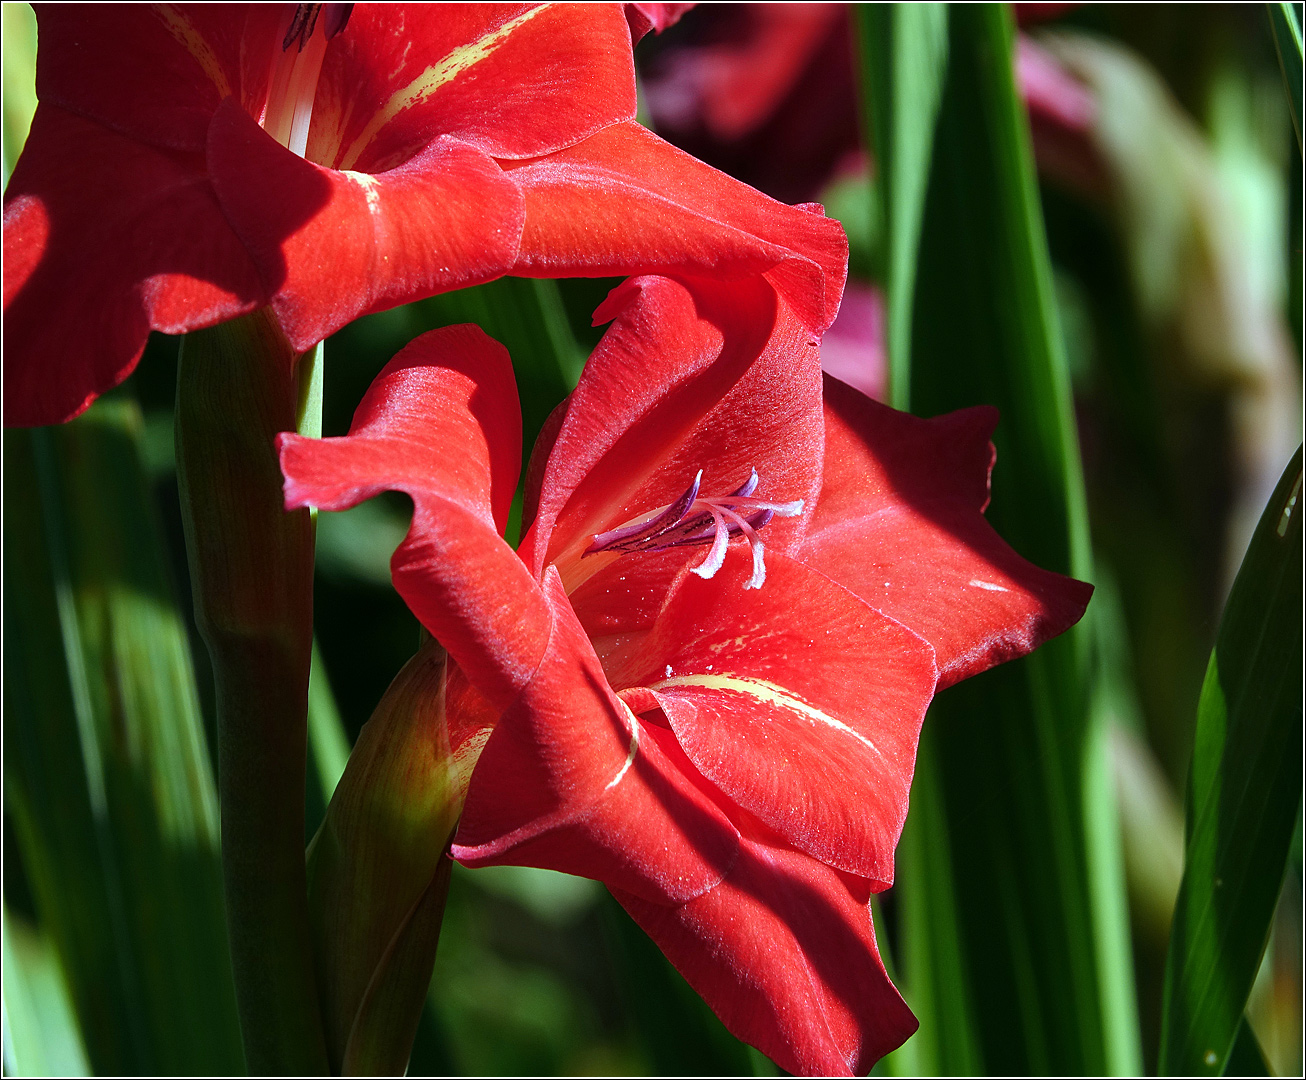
<box><xmin>585</xmin><ymin>469</ymin><xmax>803</xmax><ymax>590</ymax></box>
<box><xmin>263</xmin><ymin>4</ymin><xmax>353</xmax><ymax>157</ymax></box>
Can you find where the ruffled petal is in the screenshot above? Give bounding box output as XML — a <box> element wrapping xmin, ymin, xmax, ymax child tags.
<box><xmin>452</xmin><ymin>569</ymin><xmax>741</xmax><ymax>904</ymax></box>
<box><xmin>3</xmin><ymin>104</ymin><xmax>264</xmax><ymax>426</ymax></box>
<box><xmin>613</xmin><ymin>835</ymin><xmax>917</xmax><ymax>1077</ymax></box>
<box><xmin>33</xmin><ymin>4</ymin><xmax>278</xmax><ymax>153</ymax></box>
<box><xmin>314</xmin><ymin>3</ymin><xmax>637</xmax><ymax>171</ymax></box>
<box><xmin>803</xmin><ymin>376</ymin><xmax>1094</xmax><ymax>688</ymax></box>
<box><xmin>601</xmin><ymin>548</ymin><xmax>937</xmax><ymax>885</ymax></box>
<box><xmin>207</xmin><ymin>100</ymin><xmax>525</xmax><ymax>353</ymax></box>
<box><xmin>520</xmin><ymin>276</ymin><xmax>825</xmax><ymax>628</ymax></box>
<box><xmin>624</xmin><ymin>3</ymin><xmax>696</xmax><ymax>42</ymax></box>
<box><xmin>278</xmin><ymin>325</ymin><xmax>548</xmax><ymax>706</ymax></box>
<box><xmin>503</xmin><ymin>120</ymin><xmax>848</xmax><ymax>333</ymax></box>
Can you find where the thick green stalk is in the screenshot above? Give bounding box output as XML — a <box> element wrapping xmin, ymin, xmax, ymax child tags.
<box><xmin>175</xmin><ymin>310</ymin><xmax>328</xmax><ymax>1074</ymax></box>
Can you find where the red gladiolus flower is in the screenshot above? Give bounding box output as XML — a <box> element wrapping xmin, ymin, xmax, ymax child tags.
<box><xmin>3</xmin><ymin>2</ymin><xmax>844</xmax><ymax>426</ymax></box>
<box><xmin>277</xmin><ymin>273</ymin><xmax>1091</xmax><ymax>1075</ymax></box>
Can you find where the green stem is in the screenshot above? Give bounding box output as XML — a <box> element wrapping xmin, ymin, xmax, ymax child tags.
<box><xmin>175</xmin><ymin>310</ymin><xmax>328</xmax><ymax>1074</ymax></box>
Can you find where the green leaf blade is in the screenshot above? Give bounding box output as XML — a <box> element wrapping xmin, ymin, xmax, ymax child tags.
<box><xmin>1268</xmin><ymin>3</ymin><xmax>1303</xmax><ymax>152</ymax></box>
<box><xmin>1159</xmin><ymin>448</ymin><xmax>1303</xmax><ymax>1075</ymax></box>
<box><xmin>4</xmin><ymin>400</ymin><xmax>244</xmax><ymax>1075</ymax></box>
<box><xmin>881</xmin><ymin>5</ymin><xmax>1140</xmax><ymax>1073</ymax></box>
<box><xmin>2</xmin><ymin>905</ymin><xmax>91</xmax><ymax>1078</ymax></box>
<box><xmin>854</xmin><ymin>2</ymin><xmax>950</xmax><ymax>410</ymax></box>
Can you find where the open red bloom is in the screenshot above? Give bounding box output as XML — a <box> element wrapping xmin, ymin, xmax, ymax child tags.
<box><xmin>277</xmin><ymin>274</ymin><xmax>1091</xmax><ymax>1075</ymax></box>
<box><xmin>3</xmin><ymin>3</ymin><xmax>845</xmax><ymax>426</ymax></box>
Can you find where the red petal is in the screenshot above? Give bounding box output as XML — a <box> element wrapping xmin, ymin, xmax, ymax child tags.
<box><xmin>520</xmin><ymin>276</ymin><xmax>825</xmax><ymax>630</ymax></box>
<box><xmin>624</xmin><ymin>3</ymin><xmax>696</xmax><ymax>42</ymax></box>
<box><xmin>33</xmin><ymin>5</ymin><xmax>279</xmax><ymax>152</ymax></box>
<box><xmin>565</xmin><ymin>547</ymin><xmax>695</xmax><ymax>639</ymax></box>
<box><xmin>452</xmin><ymin>570</ymin><xmax>741</xmax><ymax>904</ymax></box>
<box><xmin>804</xmin><ymin>376</ymin><xmax>1093</xmax><ymax>688</ymax></box>
<box><xmin>3</xmin><ymin>105</ymin><xmax>263</xmax><ymax>426</ymax></box>
<box><xmin>277</xmin><ymin>325</ymin><xmax>548</xmax><ymax>706</ymax></box>
<box><xmin>503</xmin><ymin>120</ymin><xmax>848</xmax><ymax>333</ymax></box>
<box><xmin>207</xmin><ymin>100</ymin><xmax>524</xmax><ymax>352</ymax></box>
<box><xmin>613</xmin><ymin>835</ymin><xmax>918</xmax><ymax>1076</ymax></box>
<box><xmin>316</xmin><ymin>3</ymin><xmax>637</xmax><ymax>172</ymax></box>
<box><xmin>602</xmin><ymin>549</ymin><xmax>937</xmax><ymax>885</ymax></box>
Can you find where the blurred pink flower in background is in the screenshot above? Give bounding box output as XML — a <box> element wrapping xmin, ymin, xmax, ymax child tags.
<box><xmin>640</xmin><ymin>2</ymin><xmax>1100</xmax><ymax>405</ymax></box>
<box><xmin>818</xmin><ymin>280</ymin><xmax>887</xmax><ymax>402</ymax></box>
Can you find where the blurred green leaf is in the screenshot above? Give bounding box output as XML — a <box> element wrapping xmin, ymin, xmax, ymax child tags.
<box><xmin>886</xmin><ymin>744</ymin><xmax>982</xmax><ymax>1076</ymax></box>
<box><xmin>1223</xmin><ymin>1017</ymin><xmax>1272</xmax><ymax>1076</ymax></box>
<box><xmin>428</xmin><ymin>866</ymin><xmax>632</xmax><ymax>1076</ymax></box>
<box><xmin>3</xmin><ymin>399</ymin><xmax>244</xmax><ymax>1074</ymax></box>
<box><xmin>305</xmin><ymin>639</ymin><xmax>353</xmax><ymax>840</ymax></box>
<box><xmin>1159</xmin><ymin>447</ymin><xmax>1303</xmax><ymax>1075</ymax></box>
<box><xmin>854</xmin><ymin>2</ymin><xmax>949</xmax><ymax>410</ymax></box>
<box><xmin>818</xmin><ymin>169</ymin><xmax>880</xmax><ymax>282</ymax></box>
<box><xmin>2</xmin><ymin>2</ymin><xmax>36</xmax><ymax>187</ymax></box>
<box><xmin>471</xmin><ymin>865</ymin><xmax>602</xmax><ymax>927</ymax></box>
<box><xmin>315</xmin><ymin>499</ymin><xmax>411</xmax><ymax>587</ymax></box>
<box><xmin>1268</xmin><ymin>3</ymin><xmax>1303</xmax><ymax>152</ymax></box>
<box><xmin>885</xmin><ymin>5</ymin><xmax>1139</xmax><ymax>1073</ymax></box>
<box><xmin>308</xmin><ymin>640</ymin><xmax>351</xmax><ymax>801</ymax></box>
<box><xmin>2</xmin><ymin>905</ymin><xmax>90</xmax><ymax>1077</ymax></box>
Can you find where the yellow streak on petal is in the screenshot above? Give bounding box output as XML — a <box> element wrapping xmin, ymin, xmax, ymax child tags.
<box><xmin>344</xmin><ymin>169</ymin><xmax>383</xmax><ymax>217</ymax></box>
<box><xmin>451</xmin><ymin>727</ymin><xmax>493</xmax><ymax>794</ymax></box>
<box><xmin>337</xmin><ymin>2</ymin><xmax>555</xmax><ymax>171</ymax></box>
<box><xmin>651</xmin><ymin>673</ymin><xmax>884</xmax><ymax>760</ymax></box>
<box><xmin>604</xmin><ymin>699</ymin><xmax>640</xmax><ymax>792</ymax></box>
<box><xmin>151</xmin><ymin>5</ymin><xmax>233</xmax><ymax>101</ymax></box>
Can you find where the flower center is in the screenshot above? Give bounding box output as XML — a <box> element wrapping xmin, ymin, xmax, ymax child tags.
<box><xmin>585</xmin><ymin>469</ymin><xmax>803</xmax><ymax>590</ymax></box>
<box><xmin>263</xmin><ymin>3</ymin><xmax>353</xmax><ymax>157</ymax></box>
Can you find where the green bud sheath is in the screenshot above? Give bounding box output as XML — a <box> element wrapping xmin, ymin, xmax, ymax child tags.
<box><xmin>307</xmin><ymin>642</ymin><xmax>462</xmax><ymax>1076</ymax></box>
<box><xmin>175</xmin><ymin>310</ymin><xmax>329</xmax><ymax>1075</ymax></box>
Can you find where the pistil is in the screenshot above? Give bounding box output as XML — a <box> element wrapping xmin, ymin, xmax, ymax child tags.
<box><xmin>263</xmin><ymin>4</ymin><xmax>353</xmax><ymax>158</ymax></box>
<box><xmin>586</xmin><ymin>469</ymin><xmax>803</xmax><ymax>589</ymax></box>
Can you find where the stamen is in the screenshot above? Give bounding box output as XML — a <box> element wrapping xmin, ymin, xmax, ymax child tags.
<box><xmin>716</xmin><ymin>506</ymin><xmax>769</xmax><ymax>588</ymax></box>
<box><xmin>732</xmin><ymin>469</ymin><xmax>759</xmax><ymax>499</ymax></box>
<box><xmin>264</xmin><ymin>4</ymin><xmax>352</xmax><ymax>157</ymax></box>
<box><xmin>587</xmin><ymin>471</ymin><xmax>701</xmax><ymax>554</ymax></box>
<box><xmin>585</xmin><ymin>468</ymin><xmax>803</xmax><ymax>589</ymax></box>
<box><xmin>690</xmin><ymin>506</ymin><xmax>731</xmax><ymax>581</ymax></box>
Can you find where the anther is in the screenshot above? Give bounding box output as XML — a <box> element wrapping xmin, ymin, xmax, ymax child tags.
<box><xmin>282</xmin><ymin>5</ymin><xmax>322</xmax><ymax>51</ymax></box>
<box><xmin>283</xmin><ymin>4</ymin><xmax>352</xmax><ymax>51</ymax></box>
<box><xmin>585</xmin><ymin>469</ymin><xmax>803</xmax><ymax>589</ymax></box>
